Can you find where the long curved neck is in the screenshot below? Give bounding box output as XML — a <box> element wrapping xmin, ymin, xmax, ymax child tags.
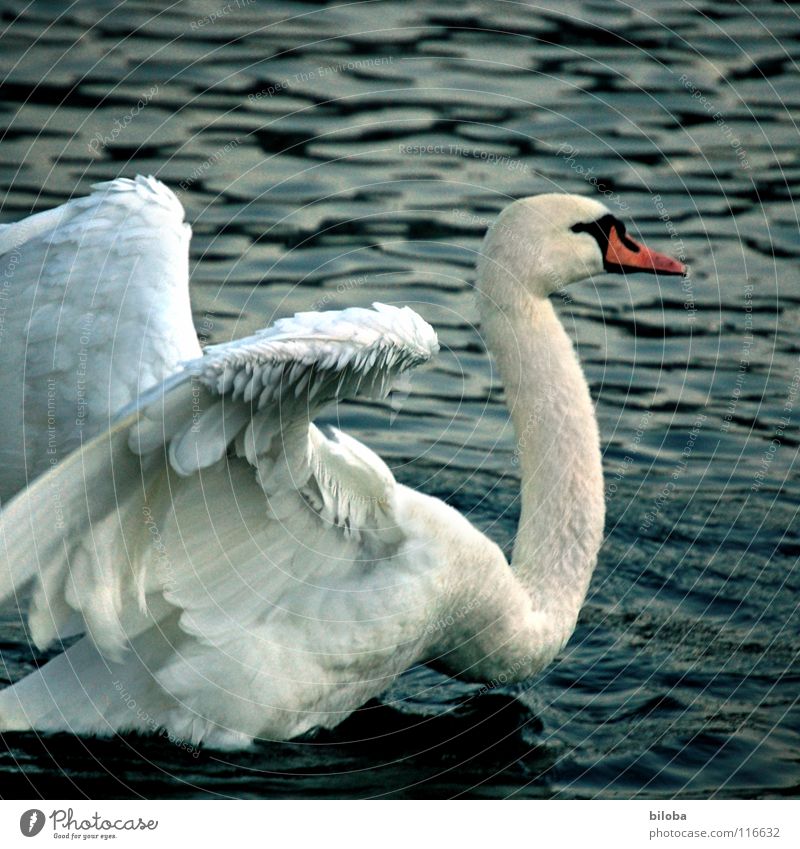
<box><xmin>479</xmin><ymin>288</ymin><xmax>605</xmax><ymax>644</ymax></box>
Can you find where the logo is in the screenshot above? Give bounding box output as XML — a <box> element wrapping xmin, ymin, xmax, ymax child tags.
<box><xmin>19</xmin><ymin>809</ymin><xmax>45</xmax><ymax>837</ymax></box>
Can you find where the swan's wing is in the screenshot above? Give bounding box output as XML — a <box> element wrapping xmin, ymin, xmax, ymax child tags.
<box><xmin>0</xmin><ymin>303</ymin><xmax>439</xmax><ymax>741</ymax></box>
<box><xmin>0</xmin><ymin>175</ymin><xmax>200</xmax><ymax>503</ymax></box>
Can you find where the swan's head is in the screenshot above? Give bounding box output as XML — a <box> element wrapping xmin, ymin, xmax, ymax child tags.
<box><xmin>477</xmin><ymin>193</ymin><xmax>686</xmax><ymax>305</ymax></box>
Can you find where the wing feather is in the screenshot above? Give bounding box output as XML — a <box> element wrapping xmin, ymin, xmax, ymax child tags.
<box><xmin>0</xmin><ymin>189</ymin><xmax>442</xmax><ymax>742</ymax></box>
<box><xmin>0</xmin><ymin>175</ymin><xmax>201</xmax><ymax>502</ymax></box>
<box><xmin>0</xmin><ymin>303</ymin><xmax>437</xmax><ymax>659</ymax></box>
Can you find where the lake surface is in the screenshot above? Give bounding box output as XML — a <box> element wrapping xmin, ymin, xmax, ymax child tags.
<box><xmin>0</xmin><ymin>0</ymin><xmax>798</xmax><ymax>799</ymax></box>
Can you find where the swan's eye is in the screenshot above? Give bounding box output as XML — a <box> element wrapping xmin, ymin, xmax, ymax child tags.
<box><xmin>571</xmin><ymin>215</ymin><xmax>639</xmax><ymax>253</ymax></box>
<box><xmin>570</xmin><ymin>214</ymin><xmax>617</xmax><ymax>247</ymax></box>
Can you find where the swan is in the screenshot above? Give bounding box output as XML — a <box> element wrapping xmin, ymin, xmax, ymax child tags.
<box><xmin>0</xmin><ymin>177</ymin><xmax>685</xmax><ymax>749</ymax></box>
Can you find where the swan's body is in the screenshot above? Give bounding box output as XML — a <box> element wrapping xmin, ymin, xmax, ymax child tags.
<box><xmin>0</xmin><ymin>177</ymin><xmax>683</xmax><ymax>748</ymax></box>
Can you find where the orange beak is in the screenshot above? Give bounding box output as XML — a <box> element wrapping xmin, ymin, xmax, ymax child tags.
<box><xmin>605</xmin><ymin>225</ymin><xmax>686</xmax><ymax>276</ymax></box>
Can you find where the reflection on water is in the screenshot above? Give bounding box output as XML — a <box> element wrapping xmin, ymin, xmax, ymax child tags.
<box><xmin>0</xmin><ymin>0</ymin><xmax>798</xmax><ymax>799</ymax></box>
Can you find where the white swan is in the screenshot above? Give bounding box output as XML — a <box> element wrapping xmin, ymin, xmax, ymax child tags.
<box><xmin>0</xmin><ymin>177</ymin><xmax>685</xmax><ymax>749</ymax></box>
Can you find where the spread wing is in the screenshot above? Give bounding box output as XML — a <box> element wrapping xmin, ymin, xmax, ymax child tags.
<box><xmin>0</xmin><ymin>302</ymin><xmax>439</xmax><ymax>744</ymax></box>
<box><xmin>0</xmin><ymin>175</ymin><xmax>200</xmax><ymax>503</ymax></box>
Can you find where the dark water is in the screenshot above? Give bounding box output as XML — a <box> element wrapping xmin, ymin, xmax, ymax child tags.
<box><xmin>1</xmin><ymin>0</ymin><xmax>798</xmax><ymax>799</ymax></box>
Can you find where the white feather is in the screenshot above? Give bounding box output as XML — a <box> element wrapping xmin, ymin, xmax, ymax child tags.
<box><xmin>0</xmin><ymin>175</ymin><xmax>201</xmax><ymax>502</ymax></box>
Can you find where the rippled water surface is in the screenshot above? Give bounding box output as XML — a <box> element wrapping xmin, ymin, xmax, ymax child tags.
<box><xmin>0</xmin><ymin>0</ymin><xmax>798</xmax><ymax>798</ymax></box>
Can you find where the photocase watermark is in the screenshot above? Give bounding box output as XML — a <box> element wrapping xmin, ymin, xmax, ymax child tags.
<box><xmin>0</xmin><ymin>246</ymin><xmax>17</xmax><ymax>348</ymax></box>
<box><xmin>20</xmin><ymin>806</ymin><xmax>159</xmax><ymax>836</ymax></box>
<box><xmin>424</xmin><ymin>598</ymin><xmax>482</xmax><ymax>638</ymax></box>
<box><xmin>450</xmin><ymin>208</ymin><xmax>529</xmax><ymax>249</ymax></box>
<box><xmin>113</xmin><ymin>677</ymin><xmax>200</xmax><ymax>758</ymax></box>
<box><xmin>46</xmin><ymin>377</ymin><xmax>58</xmax><ymax>465</ymax></box>
<box><xmin>178</xmin><ymin>138</ymin><xmax>241</xmax><ymax>192</ymax></box>
<box><xmin>189</xmin><ymin>374</ymin><xmax>205</xmax><ymax>433</ymax></box>
<box><xmin>556</xmin><ymin>144</ymin><xmax>630</xmax><ymax>213</ymax></box>
<box><xmin>639</xmin><ymin>413</ymin><xmax>707</xmax><ymax>533</ymax></box>
<box><xmin>19</xmin><ymin>809</ymin><xmax>45</xmax><ymax>837</ymax></box>
<box><xmin>751</xmin><ymin>354</ymin><xmax>800</xmax><ymax>493</ymax></box>
<box><xmin>309</xmin><ymin>274</ymin><xmax>369</xmax><ymax>311</ymax></box>
<box><xmin>679</xmin><ymin>74</ymin><xmax>751</xmax><ymax>171</ymax></box>
<box><xmin>0</xmin><ymin>218</ymin><xmax>42</xmax><ymax>347</ymax></box>
<box><xmin>87</xmin><ymin>85</ymin><xmax>158</xmax><ymax>153</ymax></box>
<box><xmin>248</xmin><ymin>57</ymin><xmax>394</xmax><ymax>102</ymax></box>
<box><xmin>475</xmin><ymin>652</ymin><xmax>534</xmax><ymax>695</ymax></box>
<box><xmin>197</xmin><ymin>310</ymin><xmax>215</xmax><ymax>345</ymax></box>
<box><xmin>141</xmin><ymin>504</ymin><xmax>176</xmax><ymax>586</ymax></box>
<box><xmin>190</xmin><ymin>0</ymin><xmax>255</xmax><ymax>29</ymax></box>
<box><xmin>75</xmin><ymin>311</ymin><xmax>95</xmax><ymax>432</ymax></box>
<box><xmin>451</xmin><ymin>207</ymin><xmax>496</xmax><ymax>233</ymax></box>
<box><xmin>606</xmin><ymin>409</ymin><xmax>652</xmax><ymax>500</ymax></box>
<box><xmin>400</xmin><ymin>142</ymin><xmax>531</xmax><ymax>174</ymax></box>
<box><xmin>651</xmin><ymin>193</ymin><xmax>694</xmax><ymax>321</ymax></box>
<box><xmin>43</xmin><ymin>379</ymin><xmax>66</xmax><ymax>530</ymax></box>
<box><xmin>721</xmin><ymin>282</ymin><xmax>754</xmax><ymax>433</ymax></box>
